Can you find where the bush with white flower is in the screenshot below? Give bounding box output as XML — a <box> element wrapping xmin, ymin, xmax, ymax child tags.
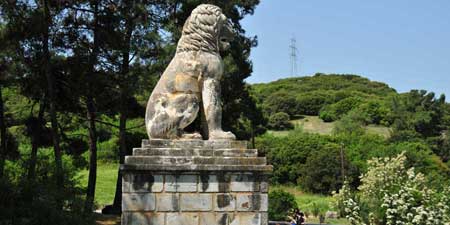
<box><xmin>333</xmin><ymin>152</ymin><xmax>450</xmax><ymax>225</ymax></box>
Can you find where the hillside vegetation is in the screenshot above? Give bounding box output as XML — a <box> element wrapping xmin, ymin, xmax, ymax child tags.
<box><xmin>251</xmin><ymin>73</ymin><xmax>396</xmax><ymax>120</ymax></box>
<box><xmin>252</xmin><ymin>74</ymin><xmax>450</xmax><ymax>200</ymax></box>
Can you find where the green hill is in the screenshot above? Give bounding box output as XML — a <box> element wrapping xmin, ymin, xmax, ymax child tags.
<box><xmin>251</xmin><ymin>73</ymin><xmax>397</xmax><ymax>119</ymax></box>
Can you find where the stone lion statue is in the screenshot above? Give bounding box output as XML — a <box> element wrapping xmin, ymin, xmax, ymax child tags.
<box><xmin>145</xmin><ymin>4</ymin><xmax>236</xmax><ymax>140</ymax></box>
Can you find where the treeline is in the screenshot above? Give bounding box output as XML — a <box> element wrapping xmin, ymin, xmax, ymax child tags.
<box><xmin>0</xmin><ymin>1</ymin><xmax>263</xmax><ymax>224</ymax></box>
<box><xmin>252</xmin><ymin>74</ymin><xmax>450</xmax><ymax>195</ymax></box>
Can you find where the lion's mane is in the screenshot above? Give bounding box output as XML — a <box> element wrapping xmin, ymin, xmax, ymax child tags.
<box><xmin>176</xmin><ymin>4</ymin><xmax>224</xmax><ymax>54</ymax></box>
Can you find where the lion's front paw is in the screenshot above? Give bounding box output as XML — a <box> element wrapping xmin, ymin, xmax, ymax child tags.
<box><xmin>181</xmin><ymin>132</ymin><xmax>203</xmax><ymax>140</ymax></box>
<box><xmin>209</xmin><ymin>130</ymin><xmax>236</xmax><ymax>140</ymax></box>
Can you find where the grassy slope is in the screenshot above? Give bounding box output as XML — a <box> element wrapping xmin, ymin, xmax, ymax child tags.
<box><xmin>77</xmin><ymin>162</ymin><xmax>119</xmax><ymax>207</ymax></box>
<box><xmin>268</xmin><ymin>115</ymin><xmax>391</xmax><ymax>137</ymax></box>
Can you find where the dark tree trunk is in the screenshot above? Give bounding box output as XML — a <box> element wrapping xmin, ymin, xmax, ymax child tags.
<box><xmin>111</xmin><ymin>11</ymin><xmax>133</xmax><ymax>213</ymax></box>
<box><xmin>43</xmin><ymin>0</ymin><xmax>63</xmax><ymax>190</ymax></box>
<box><xmin>27</xmin><ymin>99</ymin><xmax>46</xmax><ymax>182</ymax></box>
<box><xmin>84</xmin><ymin>0</ymin><xmax>100</xmax><ymax>213</ymax></box>
<box><xmin>0</xmin><ymin>84</ymin><xmax>6</xmax><ymax>178</ymax></box>
<box><xmin>84</xmin><ymin>98</ymin><xmax>98</xmax><ymax>212</ymax></box>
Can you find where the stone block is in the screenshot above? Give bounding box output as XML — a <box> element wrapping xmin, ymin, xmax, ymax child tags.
<box><xmin>236</xmin><ymin>194</ymin><xmax>268</xmax><ymax>211</ymax></box>
<box><xmin>216</xmin><ymin>213</ymin><xmax>238</xmax><ymax>225</ymax></box>
<box><xmin>239</xmin><ymin>213</ymin><xmax>261</xmax><ymax>225</ymax></box>
<box><xmin>122</xmin><ymin>212</ymin><xmax>164</xmax><ymax>225</ymax></box>
<box><xmin>165</xmin><ymin>175</ymin><xmax>197</xmax><ymax>192</ymax></box>
<box><xmin>180</xmin><ymin>193</ymin><xmax>212</xmax><ymax>211</ymax></box>
<box><xmin>213</xmin><ymin>149</ymin><xmax>258</xmax><ymax>157</ymax></box>
<box><xmin>260</xmin><ymin>212</ymin><xmax>269</xmax><ymax>225</ymax></box>
<box><xmin>260</xmin><ymin>180</ymin><xmax>269</xmax><ymax>193</ymax></box>
<box><xmin>156</xmin><ymin>193</ymin><xmax>179</xmax><ymax>211</ymax></box>
<box><xmin>230</xmin><ymin>174</ymin><xmax>259</xmax><ymax>192</ymax></box>
<box><xmin>166</xmin><ymin>213</ymin><xmax>199</xmax><ymax>225</ymax></box>
<box><xmin>217</xmin><ymin>174</ymin><xmax>231</xmax><ymax>192</ymax></box>
<box><xmin>123</xmin><ymin>174</ymin><xmax>163</xmax><ymax>193</ymax></box>
<box><xmin>199</xmin><ymin>174</ymin><xmax>219</xmax><ymax>192</ymax></box>
<box><xmin>199</xmin><ymin>213</ymin><xmax>216</xmax><ymax>225</ymax></box>
<box><xmin>122</xmin><ymin>193</ymin><xmax>156</xmax><ymax>211</ymax></box>
<box><xmin>214</xmin><ymin>194</ymin><xmax>236</xmax><ymax>211</ymax></box>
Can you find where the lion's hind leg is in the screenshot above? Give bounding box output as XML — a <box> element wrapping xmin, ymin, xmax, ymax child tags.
<box><xmin>147</xmin><ymin>93</ymin><xmax>200</xmax><ymax>139</ymax></box>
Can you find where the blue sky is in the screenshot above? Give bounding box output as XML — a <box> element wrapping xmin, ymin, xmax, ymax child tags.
<box><xmin>241</xmin><ymin>0</ymin><xmax>450</xmax><ymax>98</ymax></box>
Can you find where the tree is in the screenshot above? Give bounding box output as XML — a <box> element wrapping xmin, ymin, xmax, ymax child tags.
<box><xmin>0</xmin><ymin>80</ymin><xmax>5</xmax><ymax>178</ymax></box>
<box><xmin>268</xmin><ymin>189</ymin><xmax>298</xmax><ymax>221</ymax></box>
<box><xmin>100</xmin><ymin>0</ymin><xmax>166</xmax><ymax>213</ymax></box>
<box><xmin>299</xmin><ymin>143</ymin><xmax>356</xmax><ymax>194</ymax></box>
<box><xmin>268</xmin><ymin>112</ymin><xmax>293</xmax><ymax>130</ymax></box>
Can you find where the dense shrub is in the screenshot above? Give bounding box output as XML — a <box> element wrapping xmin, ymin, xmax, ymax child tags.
<box><xmin>263</xmin><ymin>91</ymin><xmax>298</xmax><ymax>117</ymax></box>
<box><xmin>299</xmin><ymin>143</ymin><xmax>358</xmax><ymax>194</ymax></box>
<box><xmin>319</xmin><ymin>97</ymin><xmax>364</xmax><ymax>122</ymax></box>
<box><xmin>256</xmin><ymin>130</ymin><xmax>332</xmax><ymax>185</ymax></box>
<box><xmin>267</xmin><ymin>112</ymin><xmax>293</xmax><ymax>130</ymax></box>
<box><xmin>0</xmin><ymin>149</ymin><xmax>93</xmax><ymax>225</ymax></box>
<box><xmin>332</xmin><ymin>109</ymin><xmax>368</xmax><ymax>135</ymax></box>
<box><xmin>251</xmin><ymin>74</ymin><xmax>397</xmax><ymax>121</ymax></box>
<box><xmin>295</xmin><ymin>92</ymin><xmax>333</xmax><ymax>115</ymax></box>
<box><xmin>268</xmin><ymin>189</ymin><xmax>298</xmax><ymax>221</ymax></box>
<box><xmin>257</xmin><ymin>128</ymin><xmax>449</xmax><ymax>194</ymax></box>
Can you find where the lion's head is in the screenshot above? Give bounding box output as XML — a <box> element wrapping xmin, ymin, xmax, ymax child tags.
<box><xmin>176</xmin><ymin>4</ymin><xmax>234</xmax><ymax>54</ymax></box>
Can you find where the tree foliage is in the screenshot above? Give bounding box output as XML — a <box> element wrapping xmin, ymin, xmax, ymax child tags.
<box><xmin>268</xmin><ymin>189</ymin><xmax>298</xmax><ymax>221</ymax></box>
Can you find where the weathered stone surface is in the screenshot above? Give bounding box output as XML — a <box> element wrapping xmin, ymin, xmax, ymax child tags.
<box><xmin>216</xmin><ymin>213</ymin><xmax>238</xmax><ymax>225</ymax></box>
<box><xmin>133</xmin><ymin>148</ymin><xmax>214</xmax><ymax>157</ymax></box>
<box><xmin>142</xmin><ymin>139</ymin><xmax>247</xmax><ymax>149</ymax></box>
<box><xmin>122</xmin><ymin>212</ymin><xmax>164</xmax><ymax>225</ymax></box>
<box><xmin>156</xmin><ymin>193</ymin><xmax>179</xmax><ymax>211</ymax></box>
<box><xmin>215</xmin><ymin>194</ymin><xmax>236</xmax><ymax>211</ymax></box>
<box><xmin>240</xmin><ymin>213</ymin><xmax>261</xmax><ymax>225</ymax></box>
<box><xmin>230</xmin><ymin>174</ymin><xmax>259</xmax><ymax>192</ymax></box>
<box><xmin>199</xmin><ymin>174</ymin><xmax>219</xmax><ymax>192</ymax></box>
<box><xmin>121</xmin><ymin>164</ymin><xmax>273</xmax><ymax>172</ymax></box>
<box><xmin>199</xmin><ymin>213</ymin><xmax>216</xmax><ymax>225</ymax></box>
<box><xmin>166</xmin><ymin>213</ymin><xmax>199</xmax><ymax>225</ymax></box>
<box><xmin>261</xmin><ymin>213</ymin><xmax>269</xmax><ymax>225</ymax></box>
<box><xmin>123</xmin><ymin>174</ymin><xmax>163</xmax><ymax>193</ymax></box>
<box><xmin>165</xmin><ymin>175</ymin><xmax>197</xmax><ymax>192</ymax></box>
<box><xmin>260</xmin><ymin>179</ymin><xmax>269</xmax><ymax>193</ymax></box>
<box><xmin>145</xmin><ymin>4</ymin><xmax>236</xmax><ymax>140</ymax></box>
<box><xmin>122</xmin><ymin>193</ymin><xmax>156</xmax><ymax>211</ymax></box>
<box><xmin>122</xmin><ymin>6</ymin><xmax>271</xmax><ymax>225</ymax></box>
<box><xmin>213</xmin><ymin>149</ymin><xmax>257</xmax><ymax>157</ymax></box>
<box><xmin>180</xmin><ymin>193</ymin><xmax>213</xmax><ymax>211</ymax></box>
<box><xmin>125</xmin><ymin>156</ymin><xmax>266</xmax><ymax>166</ymax></box>
<box><xmin>236</xmin><ymin>194</ymin><xmax>268</xmax><ymax>211</ymax></box>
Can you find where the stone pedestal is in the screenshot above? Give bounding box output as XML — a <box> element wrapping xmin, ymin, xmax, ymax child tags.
<box><xmin>121</xmin><ymin>139</ymin><xmax>272</xmax><ymax>225</ymax></box>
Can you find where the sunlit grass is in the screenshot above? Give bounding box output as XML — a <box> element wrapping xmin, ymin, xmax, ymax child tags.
<box><xmin>77</xmin><ymin>162</ymin><xmax>119</xmax><ymax>208</ymax></box>
<box><xmin>269</xmin><ymin>115</ymin><xmax>391</xmax><ymax>138</ymax></box>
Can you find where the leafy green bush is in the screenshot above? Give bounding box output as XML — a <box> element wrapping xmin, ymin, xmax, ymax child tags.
<box><xmin>268</xmin><ymin>112</ymin><xmax>293</xmax><ymax>130</ymax></box>
<box><xmin>299</xmin><ymin>143</ymin><xmax>357</xmax><ymax>194</ymax></box>
<box><xmin>1</xmin><ymin>148</ymin><xmax>93</xmax><ymax>225</ymax></box>
<box><xmin>333</xmin><ymin>109</ymin><xmax>368</xmax><ymax>135</ymax></box>
<box><xmin>319</xmin><ymin>97</ymin><xmax>364</xmax><ymax>122</ymax></box>
<box><xmin>295</xmin><ymin>92</ymin><xmax>333</xmax><ymax>115</ymax></box>
<box><xmin>268</xmin><ymin>189</ymin><xmax>298</xmax><ymax>221</ymax></box>
<box><xmin>256</xmin><ymin>130</ymin><xmax>332</xmax><ymax>185</ymax></box>
<box><xmin>263</xmin><ymin>91</ymin><xmax>298</xmax><ymax>117</ymax></box>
